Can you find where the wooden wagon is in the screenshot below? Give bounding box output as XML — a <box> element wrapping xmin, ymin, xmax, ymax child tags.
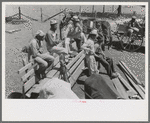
<box><xmin>81</xmin><ymin>17</ymin><xmax>145</xmax><ymax>52</ymax></box>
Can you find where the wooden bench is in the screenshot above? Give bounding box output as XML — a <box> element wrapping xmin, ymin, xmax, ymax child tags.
<box><xmin>18</xmin><ymin>49</ymin><xmax>85</xmax><ymax>98</ymax></box>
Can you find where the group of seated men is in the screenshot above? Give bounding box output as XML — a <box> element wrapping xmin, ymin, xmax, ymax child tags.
<box><xmin>27</xmin><ymin>13</ymin><xmax>124</xmax><ymax>80</ymax></box>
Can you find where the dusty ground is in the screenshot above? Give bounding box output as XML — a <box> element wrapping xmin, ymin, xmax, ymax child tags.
<box><xmin>5</xmin><ymin>19</ymin><xmax>145</xmax><ymax>99</ymax></box>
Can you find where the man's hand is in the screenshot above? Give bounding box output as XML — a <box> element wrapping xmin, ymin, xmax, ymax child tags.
<box><xmin>55</xmin><ymin>40</ymin><xmax>60</xmax><ymax>44</ymax></box>
<box><xmin>39</xmin><ymin>48</ymin><xmax>44</xmax><ymax>54</ymax></box>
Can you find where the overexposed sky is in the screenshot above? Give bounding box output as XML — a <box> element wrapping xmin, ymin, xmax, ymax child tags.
<box><xmin>5</xmin><ymin>5</ymin><xmax>145</xmax><ymax>18</ymax></box>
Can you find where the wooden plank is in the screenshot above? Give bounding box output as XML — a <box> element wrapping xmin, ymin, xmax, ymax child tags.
<box><xmin>69</xmin><ymin>61</ymin><xmax>85</xmax><ymax>88</ymax></box>
<box><xmin>120</xmin><ymin>61</ymin><xmax>145</xmax><ymax>87</ymax></box>
<box><xmin>24</xmin><ymin>76</ymin><xmax>36</xmax><ymax>93</ymax></box>
<box><xmin>112</xmin><ymin>78</ymin><xmax>129</xmax><ymax>99</ymax></box>
<box><xmin>124</xmin><ymin>73</ymin><xmax>145</xmax><ymax>99</ymax></box>
<box><xmin>118</xmin><ymin>73</ymin><xmax>137</xmax><ymax>95</ymax></box>
<box><xmin>53</xmin><ymin>54</ymin><xmax>85</xmax><ymax>79</ymax></box>
<box><xmin>138</xmin><ymin>85</ymin><xmax>145</xmax><ymax>93</ymax></box>
<box><xmin>21</xmin><ymin>69</ymin><xmax>35</xmax><ymax>82</ymax></box>
<box><xmin>26</xmin><ymin>78</ymin><xmax>50</xmax><ymax>96</ymax></box>
<box><xmin>46</xmin><ymin>63</ymin><xmax>60</xmax><ymax>78</ymax></box>
<box><xmin>53</xmin><ymin>56</ymin><xmax>60</xmax><ymax>66</ymax></box>
<box><xmin>119</xmin><ymin>61</ymin><xmax>145</xmax><ymax>93</ymax></box>
<box><xmin>5</xmin><ymin>29</ymin><xmax>21</xmax><ymax>33</ymax></box>
<box><xmin>18</xmin><ymin>62</ymin><xmax>38</xmax><ymax>74</ymax></box>
<box><xmin>68</xmin><ymin>54</ymin><xmax>85</xmax><ymax>76</ymax></box>
<box><xmin>46</xmin><ymin>50</ymin><xmax>84</xmax><ymax>78</ymax></box>
<box><xmin>67</xmin><ymin>50</ymin><xmax>84</xmax><ymax>69</ymax></box>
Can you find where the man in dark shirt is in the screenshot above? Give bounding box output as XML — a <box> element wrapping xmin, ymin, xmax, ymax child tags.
<box><xmin>94</xmin><ymin>35</ymin><xmax>118</xmax><ymax>79</ymax></box>
<box><xmin>127</xmin><ymin>16</ymin><xmax>142</xmax><ymax>41</ymax></box>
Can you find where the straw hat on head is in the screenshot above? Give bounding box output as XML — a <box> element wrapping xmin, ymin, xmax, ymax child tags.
<box><xmin>50</xmin><ymin>19</ymin><xmax>57</xmax><ymax>25</ymax></box>
<box><xmin>72</xmin><ymin>16</ymin><xmax>80</xmax><ymax>22</ymax></box>
<box><xmin>90</xmin><ymin>29</ymin><xmax>98</xmax><ymax>36</ymax></box>
<box><xmin>132</xmin><ymin>16</ymin><xmax>136</xmax><ymax>19</ymax></box>
<box><xmin>35</xmin><ymin>30</ymin><xmax>45</xmax><ymax>37</ymax></box>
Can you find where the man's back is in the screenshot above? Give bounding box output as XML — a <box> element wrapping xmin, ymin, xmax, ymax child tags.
<box><xmin>84</xmin><ymin>74</ymin><xmax>119</xmax><ymax>99</ymax></box>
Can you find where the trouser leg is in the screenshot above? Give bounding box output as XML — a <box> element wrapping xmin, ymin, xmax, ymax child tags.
<box><xmin>80</xmin><ymin>32</ymin><xmax>87</xmax><ymax>43</ymax></box>
<box><xmin>95</xmin><ymin>56</ymin><xmax>112</xmax><ymax>77</ymax></box>
<box><xmin>39</xmin><ymin>52</ymin><xmax>55</xmax><ymax>67</ymax></box>
<box><xmin>128</xmin><ymin>29</ymin><xmax>133</xmax><ymax>40</ymax></box>
<box><xmin>86</xmin><ymin>55</ymin><xmax>99</xmax><ymax>76</ymax></box>
<box><xmin>65</xmin><ymin>37</ymin><xmax>71</xmax><ymax>53</ymax></box>
<box><xmin>50</xmin><ymin>46</ymin><xmax>68</xmax><ymax>55</ymax></box>
<box><xmin>74</xmin><ymin>38</ymin><xmax>82</xmax><ymax>52</ymax></box>
<box><xmin>34</xmin><ymin>57</ymin><xmax>49</xmax><ymax>77</ymax></box>
<box><xmin>106</xmin><ymin>57</ymin><xmax>115</xmax><ymax>73</ymax></box>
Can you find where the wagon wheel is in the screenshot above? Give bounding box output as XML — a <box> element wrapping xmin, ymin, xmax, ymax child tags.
<box><xmin>120</xmin><ymin>32</ymin><xmax>144</xmax><ymax>52</ymax></box>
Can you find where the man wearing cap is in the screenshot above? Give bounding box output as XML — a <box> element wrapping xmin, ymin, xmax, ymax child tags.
<box><xmin>45</xmin><ymin>19</ymin><xmax>68</xmax><ymax>56</ymax></box>
<box><xmin>29</xmin><ymin>30</ymin><xmax>54</xmax><ymax>79</ymax></box>
<box><xmin>65</xmin><ymin>15</ymin><xmax>86</xmax><ymax>53</ymax></box>
<box><xmin>81</xmin><ymin>29</ymin><xmax>99</xmax><ymax>76</ymax></box>
<box><xmin>127</xmin><ymin>16</ymin><xmax>142</xmax><ymax>41</ymax></box>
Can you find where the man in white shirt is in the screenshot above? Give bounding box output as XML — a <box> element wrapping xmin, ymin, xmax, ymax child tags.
<box><xmin>65</xmin><ymin>16</ymin><xmax>86</xmax><ymax>53</ymax></box>
<box><xmin>82</xmin><ymin>29</ymin><xmax>99</xmax><ymax>76</ymax></box>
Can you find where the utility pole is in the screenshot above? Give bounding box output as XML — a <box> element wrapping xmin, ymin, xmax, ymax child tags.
<box><xmin>117</xmin><ymin>5</ymin><xmax>122</xmax><ymax>17</ymax></box>
<box><xmin>112</xmin><ymin>5</ymin><xmax>114</xmax><ymax>12</ymax></box>
<box><xmin>92</xmin><ymin>5</ymin><xmax>94</xmax><ymax>13</ymax></box>
<box><xmin>103</xmin><ymin>5</ymin><xmax>105</xmax><ymax>13</ymax></box>
<box><xmin>40</xmin><ymin>8</ymin><xmax>43</xmax><ymax>22</ymax></box>
<box><xmin>79</xmin><ymin>6</ymin><xmax>81</xmax><ymax>17</ymax></box>
<box><xmin>18</xmin><ymin>7</ymin><xmax>21</xmax><ymax>19</ymax></box>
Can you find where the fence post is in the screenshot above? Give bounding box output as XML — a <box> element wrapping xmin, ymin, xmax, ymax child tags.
<box><xmin>41</xmin><ymin>8</ymin><xmax>43</xmax><ymax>22</ymax></box>
<box><xmin>19</xmin><ymin>7</ymin><xmax>21</xmax><ymax>19</ymax></box>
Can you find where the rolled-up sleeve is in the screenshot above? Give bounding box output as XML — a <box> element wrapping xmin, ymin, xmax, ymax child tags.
<box><xmin>76</xmin><ymin>23</ymin><xmax>83</xmax><ymax>32</ymax></box>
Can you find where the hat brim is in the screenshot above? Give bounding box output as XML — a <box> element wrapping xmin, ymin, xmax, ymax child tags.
<box><xmin>50</xmin><ymin>23</ymin><xmax>57</xmax><ymax>25</ymax></box>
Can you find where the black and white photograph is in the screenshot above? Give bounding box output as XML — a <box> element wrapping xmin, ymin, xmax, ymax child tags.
<box><xmin>2</xmin><ymin>2</ymin><xmax>148</xmax><ymax>121</ymax></box>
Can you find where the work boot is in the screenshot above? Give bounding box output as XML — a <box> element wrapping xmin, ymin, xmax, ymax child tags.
<box><xmin>110</xmin><ymin>73</ymin><xmax>118</xmax><ymax>79</ymax></box>
<box><xmin>35</xmin><ymin>70</ymin><xmax>41</xmax><ymax>80</ymax></box>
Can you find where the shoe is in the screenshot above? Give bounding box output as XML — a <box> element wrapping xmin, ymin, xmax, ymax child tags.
<box><xmin>111</xmin><ymin>73</ymin><xmax>118</xmax><ymax>79</ymax></box>
<box><xmin>35</xmin><ymin>70</ymin><xmax>41</xmax><ymax>80</ymax></box>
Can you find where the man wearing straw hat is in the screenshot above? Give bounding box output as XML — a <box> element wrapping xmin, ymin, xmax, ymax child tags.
<box><xmin>82</xmin><ymin>29</ymin><xmax>99</xmax><ymax>76</ymax></box>
<box><xmin>65</xmin><ymin>15</ymin><xmax>87</xmax><ymax>53</ymax></box>
<box><xmin>29</xmin><ymin>30</ymin><xmax>54</xmax><ymax>79</ymax></box>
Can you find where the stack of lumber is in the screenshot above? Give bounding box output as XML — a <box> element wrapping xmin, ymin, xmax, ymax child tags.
<box><xmin>118</xmin><ymin>61</ymin><xmax>145</xmax><ymax>99</ymax></box>
<box><xmin>98</xmin><ymin>60</ymin><xmax>144</xmax><ymax>99</ymax></box>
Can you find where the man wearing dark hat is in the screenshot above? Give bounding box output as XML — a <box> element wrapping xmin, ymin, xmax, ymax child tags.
<box><xmin>65</xmin><ymin>16</ymin><xmax>86</xmax><ymax>53</ymax></box>
<box><xmin>127</xmin><ymin>16</ymin><xmax>142</xmax><ymax>41</ymax></box>
<box><xmin>29</xmin><ymin>30</ymin><xmax>54</xmax><ymax>79</ymax></box>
